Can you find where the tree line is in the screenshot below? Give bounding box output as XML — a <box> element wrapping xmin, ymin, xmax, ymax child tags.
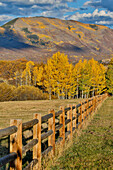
<box><xmin>0</xmin><ymin>52</ymin><xmax>112</xmax><ymax>100</ymax></box>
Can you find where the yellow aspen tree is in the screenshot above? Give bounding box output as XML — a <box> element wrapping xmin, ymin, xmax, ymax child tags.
<box><xmin>88</xmin><ymin>59</ymin><xmax>106</xmax><ymax>96</ymax></box>
<box><xmin>14</xmin><ymin>70</ymin><xmax>23</xmax><ymax>86</ymax></box>
<box><xmin>88</xmin><ymin>59</ymin><xmax>99</xmax><ymax>96</ymax></box>
<box><xmin>33</xmin><ymin>66</ymin><xmax>44</xmax><ymax>86</ymax></box>
<box><xmin>66</xmin><ymin>64</ymin><xmax>76</xmax><ymax>99</ymax></box>
<box><xmin>74</xmin><ymin>60</ymin><xmax>82</xmax><ymax>98</ymax></box>
<box><xmin>77</xmin><ymin>59</ymin><xmax>91</xmax><ymax>98</ymax></box>
<box><xmin>52</xmin><ymin>52</ymin><xmax>71</xmax><ymax>99</ymax></box>
<box><xmin>36</xmin><ymin>66</ymin><xmax>44</xmax><ymax>86</ymax></box>
<box><xmin>44</xmin><ymin>58</ymin><xmax>54</xmax><ymax>100</ymax></box>
<box><xmin>22</xmin><ymin>69</ymin><xmax>28</xmax><ymax>85</ymax></box>
<box><xmin>106</xmin><ymin>58</ymin><xmax>113</xmax><ymax>94</ymax></box>
<box><xmin>98</xmin><ymin>63</ymin><xmax>106</xmax><ymax>94</ymax></box>
<box><xmin>26</xmin><ymin>61</ymin><xmax>34</xmax><ymax>86</ymax></box>
<box><xmin>33</xmin><ymin>66</ymin><xmax>38</xmax><ymax>86</ymax></box>
<box><xmin>22</xmin><ymin>61</ymin><xmax>34</xmax><ymax>85</ymax></box>
<box><xmin>44</xmin><ymin>52</ymin><xmax>71</xmax><ymax>99</ymax></box>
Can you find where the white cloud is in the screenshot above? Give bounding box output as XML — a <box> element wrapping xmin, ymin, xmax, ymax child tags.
<box><xmin>0</xmin><ymin>15</ymin><xmax>14</xmax><ymax>22</ymax></box>
<box><xmin>0</xmin><ymin>2</ymin><xmax>6</xmax><ymax>7</ymax></box>
<box><xmin>95</xmin><ymin>20</ymin><xmax>113</xmax><ymax>25</ymax></box>
<box><xmin>0</xmin><ymin>0</ymin><xmax>76</xmax><ymax>16</ymax></box>
<box><xmin>84</xmin><ymin>0</ymin><xmax>113</xmax><ymax>11</ymax></box>
<box><xmin>0</xmin><ymin>0</ymin><xmax>75</xmax><ymax>5</ymax></box>
<box><xmin>0</xmin><ymin>0</ymin><xmax>78</xmax><ymax>25</ymax></box>
<box><xmin>31</xmin><ymin>5</ymin><xmax>38</xmax><ymax>8</ymax></box>
<box><xmin>64</xmin><ymin>9</ymin><xmax>113</xmax><ymax>26</ymax></box>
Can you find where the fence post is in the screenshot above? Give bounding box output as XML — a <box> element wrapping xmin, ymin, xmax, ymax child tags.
<box><xmin>84</xmin><ymin>100</ymin><xmax>87</xmax><ymax>120</ymax></box>
<box><xmin>10</xmin><ymin>119</ymin><xmax>22</xmax><ymax>170</ymax></box>
<box><xmin>92</xmin><ymin>97</ymin><xmax>95</xmax><ymax>112</ymax></box>
<box><xmin>95</xmin><ymin>96</ymin><xmax>96</xmax><ymax>108</ymax></box>
<box><xmin>33</xmin><ymin>114</ymin><xmax>40</xmax><ymax>169</ymax></box>
<box><xmin>48</xmin><ymin>110</ymin><xmax>53</xmax><ymax>154</ymax></box>
<box><xmin>97</xmin><ymin>96</ymin><xmax>99</xmax><ymax>106</ymax></box>
<box><xmin>78</xmin><ymin>105</ymin><xmax>80</xmax><ymax>128</ymax></box>
<box><xmin>67</xmin><ymin>104</ymin><xmax>72</xmax><ymax>140</ymax></box>
<box><xmin>90</xmin><ymin>99</ymin><xmax>92</xmax><ymax>116</ymax></box>
<box><xmin>95</xmin><ymin>96</ymin><xmax>97</xmax><ymax>110</ymax></box>
<box><xmin>90</xmin><ymin>99</ymin><xmax>92</xmax><ymax>114</ymax></box>
<box><xmin>102</xmin><ymin>94</ymin><xmax>103</xmax><ymax>101</ymax></box>
<box><xmin>70</xmin><ymin>105</ymin><xmax>73</xmax><ymax>139</ymax></box>
<box><xmin>87</xmin><ymin>99</ymin><xmax>89</xmax><ymax>119</ymax></box>
<box><xmin>60</xmin><ymin>106</ymin><xmax>65</xmax><ymax>145</ymax></box>
<box><xmin>80</xmin><ymin>102</ymin><xmax>82</xmax><ymax>128</ymax></box>
<box><xmin>72</xmin><ymin>104</ymin><xmax>76</xmax><ymax>131</ymax></box>
<box><xmin>101</xmin><ymin>95</ymin><xmax>103</xmax><ymax>103</ymax></box>
<box><xmin>82</xmin><ymin>102</ymin><xmax>85</xmax><ymax>122</ymax></box>
<box><xmin>36</xmin><ymin>114</ymin><xmax>41</xmax><ymax>170</ymax></box>
<box><xmin>49</xmin><ymin>109</ymin><xmax>55</xmax><ymax>155</ymax></box>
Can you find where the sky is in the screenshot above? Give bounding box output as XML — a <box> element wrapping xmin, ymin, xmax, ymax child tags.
<box><xmin>0</xmin><ymin>0</ymin><xmax>113</xmax><ymax>28</ymax></box>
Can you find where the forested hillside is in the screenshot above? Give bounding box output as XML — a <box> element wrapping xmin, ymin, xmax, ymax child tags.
<box><xmin>0</xmin><ymin>17</ymin><xmax>113</xmax><ymax>62</ymax></box>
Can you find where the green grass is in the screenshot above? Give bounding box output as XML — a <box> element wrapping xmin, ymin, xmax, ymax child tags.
<box><xmin>50</xmin><ymin>97</ymin><xmax>113</xmax><ymax>169</ymax></box>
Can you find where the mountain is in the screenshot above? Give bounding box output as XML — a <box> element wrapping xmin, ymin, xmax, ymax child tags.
<box><xmin>0</xmin><ymin>16</ymin><xmax>113</xmax><ymax>63</ymax></box>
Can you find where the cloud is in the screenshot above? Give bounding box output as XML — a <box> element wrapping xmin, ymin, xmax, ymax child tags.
<box><xmin>0</xmin><ymin>2</ymin><xmax>6</xmax><ymax>7</ymax></box>
<box><xmin>0</xmin><ymin>0</ymin><xmax>77</xmax><ymax>16</ymax></box>
<box><xmin>0</xmin><ymin>15</ymin><xmax>14</xmax><ymax>25</ymax></box>
<box><xmin>0</xmin><ymin>0</ymin><xmax>76</xmax><ymax>5</ymax></box>
<box><xmin>0</xmin><ymin>0</ymin><xmax>78</xmax><ymax>25</ymax></box>
<box><xmin>64</xmin><ymin>9</ymin><xmax>113</xmax><ymax>27</ymax></box>
<box><xmin>84</xmin><ymin>0</ymin><xmax>113</xmax><ymax>12</ymax></box>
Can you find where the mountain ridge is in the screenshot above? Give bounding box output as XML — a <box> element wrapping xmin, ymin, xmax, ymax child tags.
<box><xmin>0</xmin><ymin>16</ymin><xmax>113</xmax><ymax>63</ymax></box>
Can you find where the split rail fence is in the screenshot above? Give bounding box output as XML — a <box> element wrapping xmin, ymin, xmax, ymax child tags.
<box><xmin>0</xmin><ymin>93</ymin><xmax>108</xmax><ymax>169</ymax></box>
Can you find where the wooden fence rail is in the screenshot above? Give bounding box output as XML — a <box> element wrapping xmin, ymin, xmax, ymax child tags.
<box><xmin>0</xmin><ymin>93</ymin><xmax>108</xmax><ymax>169</ymax></box>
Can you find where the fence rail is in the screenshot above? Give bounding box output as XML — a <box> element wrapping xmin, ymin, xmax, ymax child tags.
<box><xmin>0</xmin><ymin>93</ymin><xmax>108</xmax><ymax>169</ymax></box>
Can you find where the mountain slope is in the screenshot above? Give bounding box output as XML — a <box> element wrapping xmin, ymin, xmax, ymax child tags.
<box><xmin>0</xmin><ymin>17</ymin><xmax>113</xmax><ymax>63</ymax></box>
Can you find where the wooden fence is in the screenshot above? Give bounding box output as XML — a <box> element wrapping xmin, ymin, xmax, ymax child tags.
<box><xmin>0</xmin><ymin>93</ymin><xmax>108</xmax><ymax>169</ymax></box>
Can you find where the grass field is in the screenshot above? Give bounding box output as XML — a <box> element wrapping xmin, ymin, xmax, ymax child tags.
<box><xmin>0</xmin><ymin>98</ymin><xmax>83</xmax><ymax>129</ymax></box>
<box><xmin>50</xmin><ymin>97</ymin><xmax>113</xmax><ymax>169</ymax></box>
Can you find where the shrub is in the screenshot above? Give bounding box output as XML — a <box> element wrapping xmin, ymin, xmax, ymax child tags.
<box><xmin>78</xmin><ymin>34</ymin><xmax>81</xmax><ymax>38</ymax></box>
<box><xmin>0</xmin><ymin>83</ymin><xmax>15</xmax><ymax>102</ymax></box>
<box><xmin>22</xmin><ymin>27</ymin><xmax>31</xmax><ymax>34</ymax></box>
<box><xmin>27</xmin><ymin>34</ymin><xmax>39</xmax><ymax>40</ymax></box>
<box><xmin>89</xmin><ymin>24</ymin><xmax>98</xmax><ymax>30</ymax></box>
<box><xmin>68</xmin><ymin>25</ymin><xmax>71</xmax><ymax>30</ymax></box>
<box><xmin>13</xmin><ymin>85</ymin><xmax>49</xmax><ymax>101</ymax></box>
<box><xmin>40</xmin><ymin>39</ymin><xmax>46</xmax><ymax>46</ymax></box>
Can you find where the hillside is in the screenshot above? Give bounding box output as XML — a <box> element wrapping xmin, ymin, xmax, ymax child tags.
<box><xmin>0</xmin><ymin>17</ymin><xmax>113</xmax><ymax>63</ymax></box>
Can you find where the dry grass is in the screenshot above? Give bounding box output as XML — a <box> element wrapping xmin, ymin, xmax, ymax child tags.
<box><xmin>0</xmin><ymin>98</ymin><xmax>83</xmax><ymax>129</ymax></box>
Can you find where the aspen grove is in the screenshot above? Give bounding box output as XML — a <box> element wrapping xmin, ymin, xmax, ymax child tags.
<box><xmin>0</xmin><ymin>52</ymin><xmax>110</xmax><ymax>101</ymax></box>
<box><xmin>13</xmin><ymin>52</ymin><xmax>107</xmax><ymax>100</ymax></box>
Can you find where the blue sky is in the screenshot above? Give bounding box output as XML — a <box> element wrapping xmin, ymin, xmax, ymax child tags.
<box><xmin>0</xmin><ymin>0</ymin><xmax>113</xmax><ymax>28</ymax></box>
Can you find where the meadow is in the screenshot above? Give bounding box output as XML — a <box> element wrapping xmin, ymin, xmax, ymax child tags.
<box><xmin>0</xmin><ymin>98</ymin><xmax>82</xmax><ymax>129</ymax></box>
<box><xmin>50</xmin><ymin>97</ymin><xmax>113</xmax><ymax>169</ymax></box>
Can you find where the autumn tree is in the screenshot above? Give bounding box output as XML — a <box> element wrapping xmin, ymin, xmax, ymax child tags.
<box><xmin>44</xmin><ymin>52</ymin><xmax>71</xmax><ymax>99</ymax></box>
<box><xmin>106</xmin><ymin>58</ymin><xmax>113</xmax><ymax>95</ymax></box>
<box><xmin>22</xmin><ymin>61</ymin><xmax>34</xmax><ymax>85</ymax></box>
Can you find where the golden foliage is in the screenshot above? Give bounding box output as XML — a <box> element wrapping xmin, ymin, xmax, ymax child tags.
<box><xmin>0</xmin><ymin>83</ymin><xmax>15</xmax><ymax>102</ymax></box>
<box><xmin>13</xmin><ymin>85</ymin><xmax>48</xmax><ymax>101</ymax></box>
<box><xmin>0</xmin><ymin>83</ymin><xmax>48</xmax><ymax>101</ymax></box>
